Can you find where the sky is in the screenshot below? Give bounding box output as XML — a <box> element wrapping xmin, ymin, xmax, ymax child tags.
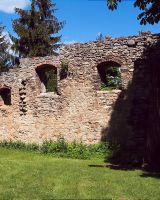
<box><xmin>0</xmin><ymin>0</ymin><xmax>160</xmax><ymax>44</ymax></box>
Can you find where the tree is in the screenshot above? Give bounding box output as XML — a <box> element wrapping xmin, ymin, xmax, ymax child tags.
<box><xmin>11</xmin><ymin>0</ymin><xmax>64</xmax><ymax>57</ymax></box>
<box><xmin>96</xmin><ymin>33</ymin><xmax>104</xmax><ymax>41</ymax></box>
<box><xmin>0</xmin><ymin>25</ymin><xmax>14</xmax><ymax>72</ymax></box>
<box><xmin>107</xmin><ymin>0</ymin><xmax>160</xmax><ymax>25</ymax></box>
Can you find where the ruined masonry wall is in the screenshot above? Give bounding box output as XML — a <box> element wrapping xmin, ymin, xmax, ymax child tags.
<box><xmin>0</xmin><ymin>32</ymin><xmax>159</xmax><ymax>144</ymax></box>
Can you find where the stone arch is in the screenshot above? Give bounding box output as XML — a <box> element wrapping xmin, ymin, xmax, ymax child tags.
<box><xmin>96</xmin><ymin>54</ymin><xmax>126</xmax><ymax>67</ymax></box>
<box><xmin>36</xmin><ymin>62</ymin><xmax>58</xmax><ymax>70</ymax></box>
<box><xmin>36</xmin><ymin>64</ymin><xmax>58</xmax><ymax>93</ymax></box>
<box><xmin>0</xmin><ymin>87</ymin><xmax>11</xmax><ymax>106</ymax></box>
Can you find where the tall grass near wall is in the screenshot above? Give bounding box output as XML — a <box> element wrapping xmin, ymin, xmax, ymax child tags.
<box><xmin>0</xmin><ymin>139</ymin><xmax>110</xmax><ymax>160</ymax></box>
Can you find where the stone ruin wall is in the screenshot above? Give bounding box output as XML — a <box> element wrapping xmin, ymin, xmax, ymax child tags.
<box><xmin>0</xmin><ymin>32</ymin><xmax>159</xmax><ymax>144</ymax></box>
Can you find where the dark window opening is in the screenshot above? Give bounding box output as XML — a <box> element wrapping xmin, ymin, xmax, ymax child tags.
<box><xmin>36</xmin><ymin>64</ymin><xmax>57</xmax><ymax>93</ymax></box>
<box><xmin>97</xmin><ymin>61</ymin><xmax>122</xmax><ymax>90</ymax></box>
<box><xmin>0</xmin><ymin>88</ymin><xmax>11</xmax><ymax>105</ymax></box>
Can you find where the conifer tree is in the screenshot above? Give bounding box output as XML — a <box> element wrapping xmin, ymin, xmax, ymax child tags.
<box><xmin>96</xmin><ymin>33</ymin><xmax>104</xmax><ymax>41</ymax></box>
<box><xmin>11</xmin><ymin>0</ymin><xmax>64</xmax><ymax>57</ymax></box>
<box><xmin>0</xmin><ymin>25</ymin><xmax>13</xmax><ymax>72</ymax></box>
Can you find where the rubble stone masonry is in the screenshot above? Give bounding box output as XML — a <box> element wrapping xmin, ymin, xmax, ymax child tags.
<box><xmin>0</xmin><ymin>32</ymin><xmax>159</xmax><ymax>144</ymax></box>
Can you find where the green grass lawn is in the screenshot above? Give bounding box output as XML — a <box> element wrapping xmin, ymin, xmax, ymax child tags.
<box><xmin>0</xmin><ymin>148</ymin><xmax>160</xmax><ymax>200</ymax></box>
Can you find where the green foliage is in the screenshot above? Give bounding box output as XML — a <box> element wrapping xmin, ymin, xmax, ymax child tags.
<box><xmin>101</xmin><ymin>66</ymin><xmax>122</xmax><ymax>90</ymax></box>
<box><xmin>45</xmin><ymin>68</ymin><xmax>57</xmax><ymax>92</ymax></box>
<box><xmin>106</xmin><ymin>66</ymin><xmax>121</xmax><ymax>88</ymax></box>
<box><xmin>106</xmin><ymin>0</ymin><xmax>121</xmax><ymax>10</ymax></box>
<box><xmin>41</xmin><ymin>139</ymin><xmax>108</xmax><ymax>159</ymax></box>
<box><xmin>40</xmin><ymin>139</ymin><xmax>108</xmax><ymax>159</ymax></box>
<box><xmin>0</xmin><ymin>139</ymin><xmax>109</xmax><ymax>160</ymax></box>
<box><xmin>0</xmin><ymin>140</ymin><xmax>39</xmax><ymax>151</ymax></box>
<box><xmin>101</xmin><ymin>83</ymin><xmax>108</xmax><ymax>91</ymax></box>
<box><xmin>0</xmin><ymin>25</ymin><xmax>15</xmax><ymax>71</ymax></box>
<box><xmin>41</xmin><ymin>139</ymin><xmax>68</xmax><ymax>154</ymax></box>
<box><xmin>36</xmin><ymin>66</ymin><xmax>57</xmax><ymax>93</ymax></box>
<box><xmin>107</xmin><ymin>0</ymin><xmax>160</xmax><ymax>25</ymax></box>
<box><xmin>11</xmin><ymin>0</ymin><xmax>64</xmax><ymax>57</ymax></box>
<box><xmin>60</xmin><ymin>59</ymin><xmax>69</xmax><ymax>79</ymax></box>
<box><xmin>101</xmin><ymin>83</ymin><xmax>117</xmax><ymax>91</ymax></box>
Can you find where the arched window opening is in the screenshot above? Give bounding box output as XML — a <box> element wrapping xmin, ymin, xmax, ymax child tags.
<box><xmin>36</xmin><ymin>64</ymin><xmax>57</xmax><ymax>93</ymax></box>
<box><xmin>97</xmin><ymin>61</ymin><xmax>122</xmax><ymax>90</ymax></box>
<box><xmin>0</xmin><ymin>88</ymin><xmax>11</xmax><ymax>106</ymax></box>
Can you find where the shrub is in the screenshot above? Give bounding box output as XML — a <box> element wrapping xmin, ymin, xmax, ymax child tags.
<box><xmin>60</xmin><ymin>59</ymin><xmax>69</xmax><ymax>79</ymax></box>
<box><xmin>101</xmin><ymin>66</ymin><xmax>122</xmax><ymax>90</ymax></box>
<box><xmin>0</xmin><ymin>140</ymin><xmax>39</xmax><ymax>151</ymax></box>
<box><xmin>41</xmin><ymin>139</ymin><xmax>68</xmax><ymax>154</ymax></box>
<box><xmin>40</xmin><ymin>139</ymin><xmax>108</xmax><ymax>159</ymax></box>
<box><xmin>0</xmin><ymin>139</ymin><xmax>109</xmax><ymax>160</ymax></box>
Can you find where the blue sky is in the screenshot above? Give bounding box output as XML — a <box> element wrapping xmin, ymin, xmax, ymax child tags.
<box><xmin>0</xmin><ymin>0</ymin><xmax>160</xmax><ymax>43</ymax></box>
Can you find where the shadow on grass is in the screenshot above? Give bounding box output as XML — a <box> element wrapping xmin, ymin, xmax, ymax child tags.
<box><xmin>100</xmin><ymin>34</ymin><xmax>160</xmax><ymax>171</ymax></box>
<box><xmin>140</xmin><ymin>172</ymin><xmax>160</xmax><ymax>179</ymax></box>
<box><xmin>88</xmin><ymin>164</ymin><xmax>137</xmax><ymax>170</ymax></box>
<box><xmin>88</xmin><ymin>164</ymin><xmax>160</xmax><ymax>179</ymax></box>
